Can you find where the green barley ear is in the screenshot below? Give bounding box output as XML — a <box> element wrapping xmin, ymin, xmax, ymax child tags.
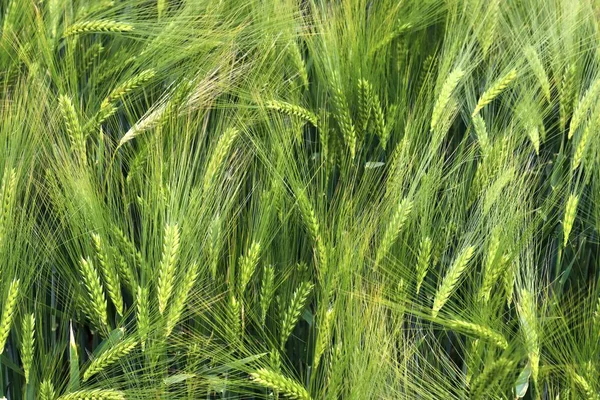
<box><xmin>523</xmin><ymin>46</ymin><xmax>551</xmax><ymax>102</ymax></box>
<box><xmin>101</xmin><ymin>69</ymin><xmax>156</xmax><ymax>110</ymax></box>
<box><xmin>280</xmin><ymin>281</ymin><xmax>313</xmax><ymax>349</ymax></box>
<box><xmin>295</xmin><ymin>188</ymin><xmax>327</xmax><ymax>276</ymax></box>
<box><xmin>157</xmin><ymin>223</ymin><xmax>180</xmax><ymax>314</ymax></box>
<box><xmin>63</xmin><ymin>20</ymin><xmax>133</xmax><ymax>37</ymax></box>
<box><xmin>569</xmin><ymin>79</ymin><xmax>600</xmax><ymax>139</ymax></box>
<box><xmin>21</xmin><ymin>313</ymin><xmax>35</xmax><ymax>383</ymax></box>
<box><xmin>571</xmin><ymin>370</ymin><xmax>598</xmax><ymax>400</ymax></box>
<box><xmin>559</xmin><ymin>63</ymin><xmax>576</xmax><ymax>132</ymax></box>
<box><xmin>57</xmin><ymin>389</ymin><xmax>126</xmax><ymax>400</ymax></box>
<box><xmin>331</xmin><ymin>74</ymin><xmax>357</xmax><ymax>158</ymax></box>
<box><xmin>260</xmin><ymin>264</ymin><xmax>275</xmax><ymax>325</ymax></box>
<box><xmin>563</xmin><ymin>194</ymin><xmax>579</xmax><ymax>248</ymax></box>
<box><xmin>250</xmin><ymin>368</ymin><xmax>312</xmax><ymax>400</ymax></box>
<box><xmin>157</xmin><ymin>0</ymin><xmax>167</xmax><ymax>19</ymax></box>
<box><xmin>432</xmin><ymin>246</ymin><xmax>475</xmax><ymax>318</ymax></box>
<box><xmin>446</xmin><ymin>319</ymin><xmax>508</xmax><ymax>349</ymax></box>
<box><xmin>92</xmin><ymin>234</ymin><xmax>124</xmax><ymax>316</ymax></box>
<box><xmin>203</xmin><ymin>127</ymin><xmax>239</xmax><ymax>193</ymax></box>
<box><xmin>313</xmin><ymin>306</ymin><xmax>334</xmax><ymax>369</ymax></box>
<box><xmin>517</xmin><ymin>289</ymin><xmax>539</xmax><ymax>384</ymax></box>
<box><xmin>226</xmin><ymin>294</ymin><xmax>241</xmax><ymax>341</ymax></box>
<box><xmin>266</xmin><ymin>100</ymin><xmax>318</xmax><ymax>127</ymax></box>
<box><xmin>472</xmin><ymin>115</ymin><xmax>489</xmax><ymax>153</ymax></box>
<box><xmin>238</xmin><ymin>241</ymin><xmax>261</xmax><ymax>295</ymax></box>
<box><xmin>136</xmin><ymin>285</ymin><xmax>149</xmax><ymax>351</ymax></box>
<box><xmin>40</xmin><ymin>379</ymin><xmax>56</xmax><ymax>400</ymax></box>
<box><xmin>472</xmin><ymin>69</ymin><xmax>518</xmax><ymax>117</ymax></box>
<box><xmin>58</xmin><ymin>95</ymin><xmax>87</xmax><ymax>165</ymax></box>
<box><xmin>572</xmin><ymin>116</ymin><xmax>593</xmax><ymax>171</ymax></box>
<box><xmin>357</xmin><ymin>79</ymin><xmax>372</xmax><ymax>135</ymax></box>
<box><xmin>431</xmin><ymin>68</ymin><xmax>464</xmax><ymax>132</ymax></box>
<box><xmin>415</xmin><ymin>236</ymin><xmax>432</xmax><ymax>294</ymax></box>
<box><xmin>83</xmin><ymin>338</ymin><xmax>137</xmax><ymax>382</ymax></box>
<box><xmin>78</xmin><ymin>257</ymin><xmax>109</xmax><ymax>331</ymax></box>
<box><xmin>0</xmin><ymin>168</ymin><xmax>16</xmax><ymax>243</ymax></box>
<box><xmin>165</xmin><ymin>262</ymin><xmax>200</xmax><ymax>337</ymax></box>
<box><xmin>375</xmin><ymin>198</ymin><xmax>413</xmax><ymax>265</ymax></box>
<box><xmin>366</xmin><ymin>81</ymin><xmax>388</xmax><ymax>149</ymax></box>
<box><xmin>470</xmin><ymin>357</ymin><xmax>513</xmax><ymax>397</ymax></box>
<box><xmin>0</xmin><ymin>278</ymin><xmax>19</xmax><ymax>354</ymax></box>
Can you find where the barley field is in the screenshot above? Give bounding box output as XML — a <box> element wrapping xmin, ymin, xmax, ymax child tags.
<box><xmin>0</xmin><ymin>0</ymin><xmax>599</xmax><ymax>399</ymax></box>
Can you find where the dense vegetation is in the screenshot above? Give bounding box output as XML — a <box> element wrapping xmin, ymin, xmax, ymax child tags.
<box><xmin>0</xmin><ymin>0</ymin><xmax>599</xmax><ymax>398</ymax></box>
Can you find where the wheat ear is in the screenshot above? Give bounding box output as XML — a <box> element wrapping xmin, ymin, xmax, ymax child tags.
<box><xmin>21</xmin><ymin>313</ymin><xmax>35</xmax><ymax>383</ymax></box>
<box><xmin>517</xmin><ymin>289</ymin><xmax>539</xmax><ymax>383</ymax></box>
<box><xmin>165</xmin><ymin>262</ymin><xmax>200</xmax><ymax>337</ymax></box>
<box><xmin>569</xmin><ymin>78</ymin><xmax>600</xmax><ymax>139</ymax></box>
<box><xmin>260</xmin><ymin>264</ymin><xmax>275</xmax><ymax>325</ymax></box>
<box><xmin>40</xmin><ymin>379</ymin><xmax>56</xmax><ymax>400</ymax></box>
<box><xmin>472</xmin><ymin>69</ymin><xmax>518</xmax><ymax>117</ymax></box>
<box><xmin>563</xmin><ymin>194</ymin><xmax>579</xmax><ymax>247</ymax></box>
<box><xmin>101</xmin><ymin>69</ymin><xmax>156</xmax><ymax>110</ymax></box>
<box><xmin>432</xmin><ymin>246</ymin><xmax>475</xmax><ymax>318</ymax></box>
<box><xmin>375</xmin><ymin>198</ymin><xmax>413</xmax><ymax>265</ymax></box>
<box><xmin>57</xmin><ymin>389</ymin><xmax>126</xmax><ymax>400</ymax></box>
<box><xmin>431</xmin><ymin>68</ymin><xmax>464</xmax><ymax>132</ymax></box>
<box><xmin>415</xmin><ymin>236</ymin><xmax>432</xmax><ymax>294</ymax></box>
<box><xmin>83</xmin><ymin>338</ymin><xmax>137</xmax><ymax>381</ymax></box>
<box><xmin>331</xmin><ymin>74</ymin><xmax>357</xmax><ymax>158</ymax></box>
<box><xmin>280</xmin><ymin>281</ymin><xmax>313</xmax><ymax>348</ymax></box>
<box><xmin>58</xmin><ymin>95</ymin><xmax>87</xmax><ymax>165</ymax></box>
<box><xmin>79</xmin><ymin>257</ymin><xmax>109</xmax><ymax>330</ymax></box>
<box><xmin>251</xmin><ymin>368</ymin><xmax>312</xmax><ymax>400</ymax></box>
<box><xmin>0</xmin><ymin>279</ymin><xmax>19</xmax><ymax>354</ymax></box>
<box><xmin>266</xmin><ymin>100</ymin><xmax>318</xmax><ymax>127</ymax></box>
<box><xmin>447</xmin><ymin>319</ymin><xmax>508</xmax><ymax>349</ymax></box>
<box><xmin>238</xmin><ymin>241</ymin><xmax>261</xmax><ymax>294</ymax></box>
<box><xmin>203</xmin><ymin>127</ymin><xmax>239</xmax><ymax>193</ymax></box>
<box><xmin>63</xmin><ymin>20</ymin><xmax>133</xmax><ymax>37</ymax></box>
<box><xmin>157</xmin><ymin>223</ymin><xmax>180</xmax><ymax>314</ymax></box>
<box><xmin>314</xmin><ymin>307</ymin><xmax>334</xmax><ymax>369</ymax></box>
<box><xmin>136</xmin><ymin>285</ymin><xmax>149</xmax><ymax>351</ymax></box>
<box><xmin>92</xmin><ymin>234</ymin><xmax>124</xmax><ymax>316</ymax></box>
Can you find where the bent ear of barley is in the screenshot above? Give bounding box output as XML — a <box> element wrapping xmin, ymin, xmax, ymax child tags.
<box><xmin>250</xmin><ymin>368</ymin><xmax>312</xmax><ymax>400</ymax></box>
<box><xmin>157</xmin><ymin>223</ymin><xmax>181</xmax><ymax>314</ymax></box>
<box><xmin>57</xmin><ymin>389</ymin><xmax>126</xmax><ymax>400</ymax></box>
<box><xmin>260</xmin><ymin>264</ymin><xmax>275</xmax><ymax>325</ymax></box>
<box><xmin>165</xmin><ymin>261</ymin><xmax>200</xmax><ymax>337</ymax></box>
<box><xmin>331</xmin><ymin>74</ymin><xmax>357</xmax><ymax>158</ymax></box>
<box><xmin>0</xmin><ymin>278</ymin><xmax>19</xmax><ymax>354</ymax></box>
<box><xmin>517</xmin><ymin>289</ymin><xmax>539</xmax><ymax>383</ymax></box>
<box><xmin>79</xmin><ymin>257</ymin><xmax>109</xmax><ymax>330</ymax></box>
<box><xmin>63</xmin><ymin>20</ymin><xmax>133</xmax><ymax>37</ymax></box>
<box><xmin>314</xmin><ymin>307</ymin><xmax>334</xmax><ymax>369</ymax></box>
<box><xmin>58</xmin><ymin>95</ymin><xmax>87</xmax><ymax>165</ymax></box>
<box><xmin>375</xmin><ymin>198</ymin><xmax>413</xmax><ymax>265</ymax></box>
<box><xmin>431</xmin><ymin>68</ymin><xmax>465</xmax><ymax>132</ymax></box>
<box><xmin>432</xmin><ymin>246</ymin><xmax>475</xmax><ymax>318</ymax></box>
<box><xmin>266</xmin><ymin>100</ymin><xmax>318</xmax><ymax>127</ymax></box>
<box><xmin>238</xmin><ymin>241</ymin><xmax>261</xmax><ymax>294</ymax></box>
<box><xmin>40</xmin><ymin>379</ymin><xmax>56</xmax><ymax>400</ymax></box>
<box><xmin>523</xmin><ymin>46</ymin><xmax>551</xmax><ymax>102</ymax></box>
<box><xmin>136</xmin><ymin>285</ymin><xmax>149</xmax><ymax>351</ymax></box>
<box><xmin>203</xmin><ymin>127</ymin><xmax>239</xmax><ymax>193</ymax></box>
<box><xmin>563</xmin><ymin>194</ymin><xmax>579</xmax><ymax>247</ymax></box>
<box><xmin>447</xmin><ymin>319</ymin><xmax>508</xmax><ymax>349</ymax></box>
<box><xmin>92</xmin><ymin>234</ymin><xmax>124</xmax><ymax>316</ymax></box>
<box><xmin>569</xmin><ymin>78</ymin><xmax>600</xmax><ymax>139</ymax></box>
<box><xmin>101</xmin><ymin>69</ymin><xmax>156</xmax><ymax>110</ymax></box>
<box><xmin>415</xmin><ymin>236</ymin><xmax>432</xmax><ymax>294</ymax></box>
<box><xmin>83</xmin><ymin>338</ymin><xmax>137</xmax><ymax>381</ymax></box>
<box><xmin>472</xmin><ymin>69</ymin><xmax>518</xmax><ymax>117</ymax></box>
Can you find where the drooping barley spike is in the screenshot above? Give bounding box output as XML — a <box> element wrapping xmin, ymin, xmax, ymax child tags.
<box><xmin>136</xmin><ymin>285</ymin><xmax>149</xmax><ymax>351</ymax></box>
<box><xmin>479</xmin><ymin>0</ymin><xmax>498</xmax><ymax>55</ymax></box>
<box><xmin>572</xmin><ymin>116</ymin><xmax>593</xmax><ymax>171</ymax></box>
<box><xmin>83</xmin><ymin>43</ymin><xmax>105</xmax><ymax>72</ymax></box>
<box><xmin>203</xmin><ymin>127</ymin><xmax>239</xmax><ymax>193</ymax></box>
<box><xmin>569</xmin><ymin>78</ymin><xmax>600</xmax><ymax>139</ymax></box>
<box><xmin>112</xmin><ymin>226</ymin><xmax>143</xmax><ymax>268</ymax></box>
<box><xmin>165</xmin><ymin>262</ymin><xmax>199</xmax><ymax>337</ymax></box>
<box><xmin>432</xmin><ymin>246</ymin><xmax>475</xmax><ymax>318</ymax></box>
<box><xmin>296</xmin><ymin>188</ymin><xmax>320</xmax><ymax>244</ymax></box>
<box><xmin>260</xmin><ymin>264</ymin><xmax>275</xmax><ymax>325</ymax></box>
<box><xmin>83</xmin><ymin>104</ymin><xmax>118</xmax><ymax>139</ymax></box>
<box><xmin>238</xmin><ymin>241</ymin><xmax>261</xmax><ymax>295</ymax></box>
<box><xmin>517</xmin><ymin>289</ymin><xmax>539</xmax><ymax>384</ymax></box>
<box><xmin>59</xmin><ymin>95</ymin><xmax>87</xmax><ymax>165</ymax></box>
<box><xmin>21</xmin><ymin>313</ymin><xmax>35</xmax><ymax>383</ymax></box>
<box><xmin>560</xmin><ymin>63</ymin><xmax>576</xmax><ymax>131</ymax></box>
<box><xmin>40</xmin><ymin>379</ymin><xmax>56</xmax><ymax>400</ymax></box>
<box><xmin>571</xmin><ymin>370</ymin><xmax>599</xmax><ymax>400</ymax></box>
<box><xmin>280</xmin><ymin>281</ymin><xmax>313</xmax><ymax>348</ymax></box>
<box><xmin>472</xmin><ymin>115</ymin><xmax>489</xmax><ymax>153</ymax></box>
<box><xmin>524</xmin><ymin>46</ymin><xmax>551</xmax><ymax>102</ymax></box>
<box><xmin>63</xmin><ymin>20</ymin><xmax>133</xmax><ymax>37</ymax></box>
<box><xmin>101</xmin><ymin>69</ymin><xmax>155</xmax><ymax>110</ymax></box>
<box><xmin>415</xmin><ymin>236</ymin><xmax>432</xmax><ymax>294</ymax></box>
<box><xmin>157</xmin><ymin>223</ymin><xmax>180</xmax><ymax>314</ymax></box>
<box><xmin>314</xmin><ymin>306</ymin><xmax>334</xmax><ymax>369</ymax></box>
<box><xmin>431</xmin><ymin>68</ymin><xmax>464</xmax><ymax>132</ymax></box>
<box><xmin>92</xmin><ymin>234</ymin><xmax>124</xmax><ymax>316</ymax></box>
<box><xmin>331</xmin><ymin>74</ymin><xmax>357</xmax><ymax>158</ymax></box>
<box><xmin>78</xmin><ymin>257</ymin><xmax>109</xmax><ymax>330</ymax></box>
<box><xmin>446</xmin><ymin>319</ymin><xmax>508</xmax><ymax>349</ymax></box>
<box><xmin>368</xmin><ymin>23</ymin><xmax>412</xmax><ymax>56</ymax></box>
<box><xmin>563</xmin><ymin>194</ymin><xmax>579</xmax><ymax>247</ymax></box>
<box><xmin>250</xmin><ymin>368</ymin><xmax>312</xmax><ymax>400</ymax></box>
<box><xmin>57</xmin><ymin>389</ymin><xmax>126</xmax><ymax>400</ymax></box>
<box><xmin>83</xmin><ymin>338</ymin><xmax>137</xmax><ymax>381</ymax></box>
<box><xmin>470</xmin><ymin>357</ymin><xmax>513</xmax><ymax>397</ymax></box>
<box><xmin>0</xmin><ymin>278</ymin><xmax>19</xmax><ymax>354</ymax></box>
<box><xmin>266</xmin><ymin>100</ymin><xmax>318</xmax><ymax>127</ymax></box>
<box><xmin>472</xmin><ymin>69</ymin><xmax>518</xmax><ymax>117</ymax></box>
<box><xmin>479</xmin><ymin>232</ymin><xmax>507</xmax><ymax>302</ymax></box>
<box><xmin>357</xmin><ymin>79</ymin><xmax>372</xmax><ymax>135</ymax></box>
<box><xmin>375</xmin><ymin>198</ymin><xmax>413</xmax><ymax>265</ymax></box>
<box><xmin>365</xmin><ymin>81</ymin><xmax>388</xmax><ymax>149</ymax></box>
